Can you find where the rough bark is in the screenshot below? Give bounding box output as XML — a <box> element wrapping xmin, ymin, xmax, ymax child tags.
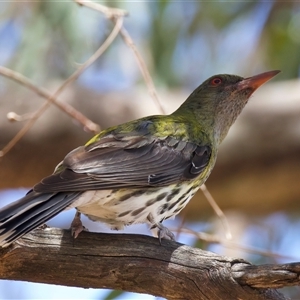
<box><xmin>0</xmin><ymin>228</ymin><xmax>295</xmax><ymax>300</ymax></box>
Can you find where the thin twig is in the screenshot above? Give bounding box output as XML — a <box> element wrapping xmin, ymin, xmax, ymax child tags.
<box><xmin>174</xmin><ymin>227</ymin><xmax>299</xmax><ymax>261</ymax></box>
<box><xmin>74</xmin><ymin>0</ymin><xmax>165</xmax><ymax>115</ymax></box>
<box><xmin>200</xmin><ymin>184</ymin><xmax>232</xmax><ymax>240</ymax></box>
<box><xmin>74</xmin><ymin>0</ymin><xmax>128</xmax><ymax>18</ymax></box>
<box><xmin>0</xmin><ymin>66</ymin><xmax>100</xmax><ymax>133</ymax></box>
<box><xmin>0</xmin><ymin>16</ymin><xmax>123</xmax><ymax>158</ymax></box>
<box><xmin>51</xmin><ymin>16</ymin><xmax>124</xmax><ymax>105</ymax></box>
<box><xmin>117</xmin><ymin>26</ymin><xmax>166</xmax><ymax>114</ymax></box>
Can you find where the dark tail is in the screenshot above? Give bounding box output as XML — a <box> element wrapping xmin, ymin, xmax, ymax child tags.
<box><xmin>0</xmin><ymin>191</ymin><xmax>81</xmax><ymax>247</ymax></box>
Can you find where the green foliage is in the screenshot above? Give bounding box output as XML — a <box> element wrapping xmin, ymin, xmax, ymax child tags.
<box><xmin>103</xmin><ymin>289</ymin><xmax>124</xmax><ymax>300</ymax></box>
<box><xmin>263</xmin><ymin>4</ymin><xmax>300</xmax><ymax>79</ymax></box>
<box><xmin>0</xmin><ymin>1</ymin><xmax>298</xmax><ymax>87</ymax></box>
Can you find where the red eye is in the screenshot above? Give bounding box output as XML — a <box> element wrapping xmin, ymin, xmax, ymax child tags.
<box><xmin>210</xmin><ymin>77</ymin><xmax>222</xmax><ymax>86</ymax></box>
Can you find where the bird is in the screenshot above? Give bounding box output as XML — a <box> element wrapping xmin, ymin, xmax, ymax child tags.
<box><xmin>0</xmin><ymin>70</ymin><xmax>280</xmax><ymax>247</ymax></box>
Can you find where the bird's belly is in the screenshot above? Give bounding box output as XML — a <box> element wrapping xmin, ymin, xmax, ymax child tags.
<box><xmin>72</xmin><ymin>183</ymin><xmax>199</xmax><ymax>230</ymax></box>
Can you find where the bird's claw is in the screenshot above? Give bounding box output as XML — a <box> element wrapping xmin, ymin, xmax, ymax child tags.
<box><xmin>148</xmin><ymin>213</ymin><xmax>175</xmax><ymax>244</ymax></box>
<box><xmin>157</xmin><ymin>225</ymin><xmax>176</xmax><ymax>244</ymax></box>
<box><xmin>70</xmin><ymin>211</ymin><xmax>88</xmax><ymax>239</ymax></box>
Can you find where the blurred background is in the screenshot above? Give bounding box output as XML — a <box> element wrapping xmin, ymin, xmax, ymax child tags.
<box><xmin>0</xmin><ymin>1</ymin><xmax>300</xmax><ymax>299</ymax></box>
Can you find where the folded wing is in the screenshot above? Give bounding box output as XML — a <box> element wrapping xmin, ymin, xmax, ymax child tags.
<box><xmin>34</xmin><ymin>132</ymin><xmax>212</xmax><ymax>193</ymax></box>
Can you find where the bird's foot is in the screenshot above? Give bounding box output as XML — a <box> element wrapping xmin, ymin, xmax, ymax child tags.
<box><xmin>147</xmin><ymin>213</ymin><xmax>175</xmax><ymax>244</ymax></box>
<box><xmin>38</xmin><ymin>223</ymin><xmax>48</xmax><ymax>230</ymax></box>
<box><xmin>70</xmin><ymin>211</ymin><xmax>88</xmax><ymax>239</ymax></box>
<box><xmin>157</xmin><ymin>224</ymin><xmax>176</xmax><ymax>244</ymax></box>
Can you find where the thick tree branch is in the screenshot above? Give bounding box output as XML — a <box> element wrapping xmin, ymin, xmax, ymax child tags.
<box><xmin>233</xmin><ymin>263</ymin><xmax>300</xmax><ymax>288</ymax></box>
<box><xmin>0</xmin><ymin>228</ymin><xmax>292</xmax><ymax>300</ymax></box>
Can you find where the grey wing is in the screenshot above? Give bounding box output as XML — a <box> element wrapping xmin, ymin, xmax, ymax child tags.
<box><xmin>0</xmin><ymin>191</ymin><xmax>81</xmax><ymax>247</ymax></box>
<box><xmin>34</xmin><ymin>134</ymin><xmax>212</xmax><ymax>193</ymax></box>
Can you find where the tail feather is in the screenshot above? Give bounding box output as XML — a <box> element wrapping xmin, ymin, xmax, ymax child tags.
<box><xmin>0</xmin><ymin>191</ymin><xmax>81</xmax><ymax>247</ymax></box>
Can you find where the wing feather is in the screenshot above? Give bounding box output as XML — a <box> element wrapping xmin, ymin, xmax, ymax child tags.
<box><xmin>34</xmin><ymin>133</ymin><xmax>211</xmax><ymax>193</ymax></box>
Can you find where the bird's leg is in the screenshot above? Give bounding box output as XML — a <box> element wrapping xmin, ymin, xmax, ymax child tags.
<box><xmin>147</xmin><ymin>213</ymin><xmax>175</xmax><ymax>244</ymax></box>
<box><xmin>70</xmin><ymin>211</ymin><xmax>86</xmax><ymax>238</ymax></box>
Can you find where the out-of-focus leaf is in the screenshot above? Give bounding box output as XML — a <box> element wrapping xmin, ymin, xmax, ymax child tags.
<box><xmin>103</xmin><ymin>289</ymin><xmax>124</xmax><ymax>300</ymax></box>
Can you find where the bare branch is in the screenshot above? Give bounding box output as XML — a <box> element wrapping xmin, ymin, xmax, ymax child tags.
<box><xmin>56</xmin><ymin>16</ymin><xmax>123</xmax><ymax>94</ymax></box>
<box><xmin>74</xmin><ymin>0</ymin><xmax>165</xmax><ymax>115</ymax></box>
<box><xmin>0</xmin><ymin>228</ymin><xmax>288</xmax><ymax>300</ymax></box>
<box><xmin>0</xmin><ymin>15</ymin><xmax>123</xmax><ymax>158</ymax></box>
<box><xmin>0</xmin><ymin>66</ymin><xmax>99</xmax><ymax>132</ymax></box>
<box><xmin>74</xmin><ymin>0</ymin><xmax>128</xmax><ymax>18</ymax></box>
<box><xmin>118</xmin><ymin>25</ymin><xmax>166</xmax><ymax>114</ymax></box>
<box><xmin>200</xmin><ymin>184</ymin><xmax>232</xmax><ymax>240</ymax></box>
<box><xmin>233</xmin><ymin>262</ymin><xmax>300</xmax><ymax>288</ymax></box>
<box><xmin>176</xmin><ymin>228</ymin><xmax>298</xmax><ymax>261</ymax></box>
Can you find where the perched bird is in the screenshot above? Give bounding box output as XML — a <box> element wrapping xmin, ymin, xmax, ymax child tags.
<box><xmin>0</xmin><ymin>70</ymin><xmax>279</xmax><ymax>247</ymax></box>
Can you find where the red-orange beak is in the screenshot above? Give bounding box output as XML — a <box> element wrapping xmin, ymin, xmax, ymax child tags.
<box><xmin>239</xmin><ymin>70</ymin><xmax>280</xmax><ymax>91</ymax></box>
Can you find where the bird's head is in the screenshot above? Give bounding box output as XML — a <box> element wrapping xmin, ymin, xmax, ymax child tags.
<box><xmin>176</xmin><ymin>70</ymin><xmax>280</xmax><ymax>144</ymax></box>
